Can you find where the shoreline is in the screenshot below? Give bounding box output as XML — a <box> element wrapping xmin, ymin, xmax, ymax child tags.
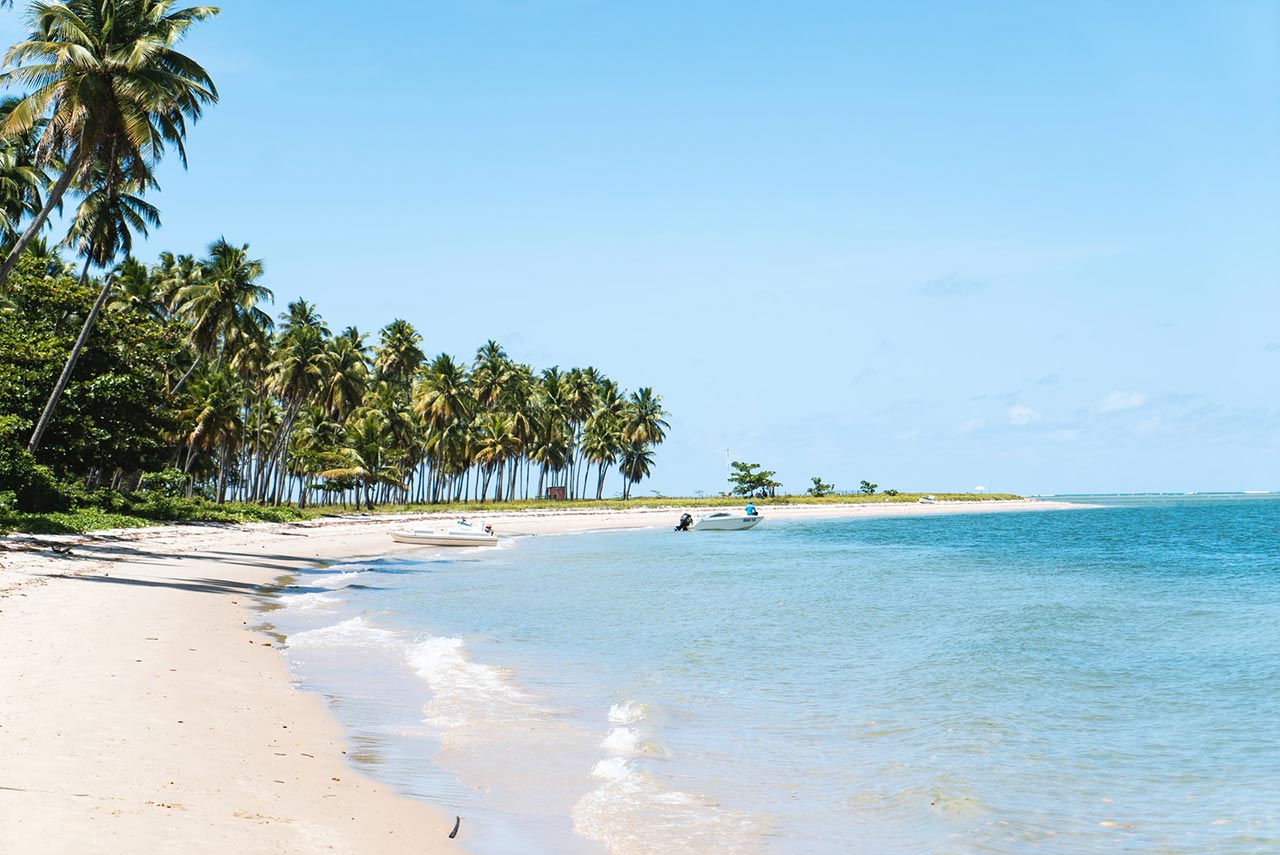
<box><xmin>0</xmin><ymin>499</ymin><xmax>1086</xmax><ymax>853</ymax></box>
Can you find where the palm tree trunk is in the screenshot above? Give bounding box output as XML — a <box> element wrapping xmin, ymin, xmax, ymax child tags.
<box><xmin>0</xmin><ymin>153</ymin><xmax>85</xmax><ymax>291</ymax></box>
<box><xmin>169</xmin><ymin>354</ymin><xmax>202</xmax><ymax>396</ymax></box>
<box><xmin>28</xmin><ymin>255</ymin><xmax>108</xmax><ymax>453</ymax></box>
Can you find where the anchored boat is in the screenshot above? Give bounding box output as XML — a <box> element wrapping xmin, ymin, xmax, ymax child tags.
<box><xmin>690</xmin><ymin>512</ymin><xmax>762</xmax><ymax>531</ymax></box>
<box><xmin>389</xmin><ymin>522</ymin><xmax>498</xmax><ymax>547</ymax></box>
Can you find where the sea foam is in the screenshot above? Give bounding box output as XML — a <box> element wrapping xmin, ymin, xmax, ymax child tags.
<box><xmin>286</xmin><ymin>616</ymin><xmax>404</xmax><ymax>652</ymax></box>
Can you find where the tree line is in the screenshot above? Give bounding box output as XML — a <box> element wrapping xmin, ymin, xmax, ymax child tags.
<box><xmin>0</xmin><ymin>2</ymin><xmax>669</xmax><ymax>511</ymax></box>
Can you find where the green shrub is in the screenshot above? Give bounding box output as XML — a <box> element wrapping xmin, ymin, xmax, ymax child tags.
<box><xmin>139</xmin><ymin>467</ymin><xmax>189</xmax><ymax>498</ymax></box>
<box><xmin>0</xmin><ymin>425</ymin><xmax>70</xmax><ymax>512</ymax></box>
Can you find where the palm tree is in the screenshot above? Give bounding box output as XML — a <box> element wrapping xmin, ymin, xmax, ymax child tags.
<box><xmin>28</xmin><ymin>173</ymin><xmax>159</xmax><ymax>452</ymax></box>
<box><xmin>152</xmin><ymin>250</ymin><xmax>201</xmax><ymax>318</ymax></box>
<box><xmin>319</xmin><ymin>410</ymin><xmax>403</xmax><ymax>510</ymax></box>
<box><xmin>373</xmin><ymin>319</ymin><xmax>424</xmax><ymax>391</ymax></box>
<box><xmin>178</xmin><ymin>366</ymin><xmax>243</xmax><ymax>501</ymax></box>
<box><xmin>624</xmin><ymin>387</ymin><xmax>670</xmax><ymax>446</ymax></box>
<box><xmin>266</xmin><ymin>301</ymin><xmax>331</xmax><ymax>503</ymax></box>
<box><xmin>0</xmin><ymin>97</ymin><xmax>50</xmax><ymax>249</ymax></box>
<box><xmin>322</xmin><ymin>328</ymin><xmax>370</xmax><ymax>421</ymax></box>
<box><xmin>0</xmin><ymin>0</ymin><xmax>220</xmax><ymax>289</ymax></box>
<box><xmin>618</xmin><ymin>441</ymin><xmax>655</xmax><ymax>500</ymax></box>
<box><xmin>414</xmin><ymin>353</ymin><xmax>472</xmax><ymax>502</ymax></box>
<box><xmin>174</xmin><ymin>238</ymin><xmax>271</xmax><ymax>391</ymax></box>
<box><xmin>472</xmin><ymin>340</ymin><xmax>512</xmax><ymax>411</ymax></box>
<box><xmin>108</xmin><ymin>255</ymin><xmax>163</xmax><ymax>317</ymax></box>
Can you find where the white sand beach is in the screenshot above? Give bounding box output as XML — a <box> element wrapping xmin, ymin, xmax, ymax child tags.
<box><xmin>0</xmin><ymin>499</ymin><xmax>1081</xmax><ymax>854</ymax></box>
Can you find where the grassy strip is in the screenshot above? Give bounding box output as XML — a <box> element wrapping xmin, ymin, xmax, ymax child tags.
<box><xmin>1</xmin><ymin>492</ymin><xmax>1024</xmax><ymax>535</ymax></box>
<box><xmin>1</xmin><ymin>498</ymin><xmax>313</xmax><ymax>535</ymax></box>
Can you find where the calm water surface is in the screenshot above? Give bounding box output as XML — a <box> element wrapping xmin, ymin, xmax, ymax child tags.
<box><xmin>268</xmin><ymin>495</ymin><xmax>1280</xmax><ymax>854</ymax></box>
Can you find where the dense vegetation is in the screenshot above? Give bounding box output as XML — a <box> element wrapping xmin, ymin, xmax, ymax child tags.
<box><xmin>0</xmin><ymin>242</ymin><xmax>672</xmax><ymax>515</ymax></box>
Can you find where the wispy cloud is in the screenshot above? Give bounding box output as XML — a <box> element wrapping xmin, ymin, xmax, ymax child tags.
<box><xmin>1008</xmin><ymin>405</ymin><xmax>1042</xmax><ymax>425</ymax></box>
<box><xmin>920</xmin><ymin>274</ymin><xmax>985</xmax><ymax>298</ymax></box>
<box><xmin>1264</xmin><ymin>341</ymin><xmax>1280</xmax><ymax>352</ymax></box>
<box><xmin>1092</xmin><ymin>391</ymin><xmax>1149</xmax><ymax>414</ymax></box>
<box><xmin>1036</xmin><ymin>373</ymin><xmax>1060</xmax><ymax>385</ymax></box>
<box><xmin>959</xmin><ymin>418</ymin><xmax>984</xmax><ymax>434</ymax></box>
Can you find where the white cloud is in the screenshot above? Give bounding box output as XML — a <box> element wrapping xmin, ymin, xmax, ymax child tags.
<box><xmin>1093</xmin><ymin>391</ymin><xmax>1149</xmax><ymax>414</ymax></box>
<box><xmin>1008</xmin><ymin>405</ymin><xmax>1042</xmax><ymax>425</ymax></box>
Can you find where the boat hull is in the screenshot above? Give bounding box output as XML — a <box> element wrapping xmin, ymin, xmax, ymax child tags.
<box><xmin>389</xmin><ymin>529</ymin><xmax>499</xmax><ymax>547</ymax></box>
<box><xmin>690</xmin><ymin>514</ymin><xmax>762</xmax><ymax>532</ymax></box>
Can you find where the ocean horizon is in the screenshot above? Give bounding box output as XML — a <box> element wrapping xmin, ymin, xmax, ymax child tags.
<box><xmin>267</xmin><ymin>494</ymin><xmax>1280</xmax><ymax>854</ymax></box>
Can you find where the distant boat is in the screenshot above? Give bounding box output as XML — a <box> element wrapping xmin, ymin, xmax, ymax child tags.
<box><xmin>918</xmin><ymin>495</ymin><xmax>937</xmax><ymax>504</ymax></box>
<box><xmin>690</xmin><ymin>512</ymin><xmax>762</xmax><ymax>531</ymax></box>
<box><xmin>389</xmin><ymin>523</ymin><xmax>498</xmax><ymax>547</ymax></box>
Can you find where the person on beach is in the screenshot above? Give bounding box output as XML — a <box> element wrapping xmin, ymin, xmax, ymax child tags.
<box><xmin>745</xmin><ymin>502</ymin><xmax>758</xmax><ymax>516</ymax></box>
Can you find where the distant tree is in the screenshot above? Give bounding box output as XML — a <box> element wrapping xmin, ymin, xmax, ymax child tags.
<box><xmin>884</xmin><ymin>488</ymin><xmax>899</xmax><ymax>496</ymax></box>
<box><xmin>859</xmin><ymin>479</ymin><xmax>878</xmax><ymax>495</ymax></box>
<box><xmin>728</xmin><ymin>460</ymin><xmax>780</xmax><ymax>498</ymax></box>
<box><xmin>806</xmin><ymin>476</ymin><xmax>834</xmax><ymax>497</ymax></box>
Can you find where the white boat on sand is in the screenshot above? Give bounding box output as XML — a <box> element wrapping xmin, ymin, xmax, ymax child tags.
<box><xmin>690</xmin><ymin>512</ymin><xmax>762</xmax><ymax>532</ymax></box>
<box><xmin>389</xmin><ymin>524</ymin><xmax>498</xmax><ymax>547</ymax></box>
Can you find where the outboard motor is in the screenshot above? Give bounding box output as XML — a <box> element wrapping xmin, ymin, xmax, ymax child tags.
<box><xmin>675</xmin><ymin>513</ymin><xmax>693</xmax><ymax>532</ymax></box>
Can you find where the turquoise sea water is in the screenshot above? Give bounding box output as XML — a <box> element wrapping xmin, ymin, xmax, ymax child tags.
<box><xmin>268</xmin><ymin>495</ymin><xmax>1280</xmax><ymax>854</ymax></box>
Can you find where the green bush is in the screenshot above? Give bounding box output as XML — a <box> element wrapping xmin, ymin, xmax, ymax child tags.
<box><xmin>139</xmin><ymin>467</ymin><xmax>189</xmax><ymax>498</ymax></box>
<box><xmin>0</xmin><ymin>426</ymin><xmax>70</xmax><ymax>512</ymax></box>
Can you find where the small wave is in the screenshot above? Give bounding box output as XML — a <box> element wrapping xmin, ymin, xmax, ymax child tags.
<box><xmin>601</xmin><ymin>727</ymin><xmax>640</xmax><ymax>757</ymax></box>
<box><xmin>609</xmin><ymin>700</ymin><xmax>648</xmax><ymax>725</ymax></box>
<box><xmin>292</xmin><ymin>570</ymin><xmax>366</xmax><ymax>590</ymax></box>
<box><xmin>574</xmin><ymin>758</ymin><xmax>767</xmax><ymax>855</ymax></box>
<box><xmin>277</xmin><ymin>591</ymin><xmax>342</xmax><ymax>612</ymax></box>
<box><xmin>406</xmin><ymin>636</ymin><xmax>542</xmax><ymax>730</ymax></box>
<box><xmin>287</xmin><ymin>616</ymin><xmax>405</xmax><ymax>652</ymax></box>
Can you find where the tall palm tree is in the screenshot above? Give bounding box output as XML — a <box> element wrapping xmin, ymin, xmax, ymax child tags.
<box><xmin>373</xmin><ymin>319</ymin><xmax>424</xmax><ymax>391</ymax></box>
<box><xmin>322</xmin><ymin>328</ymin><xmax>370</xmax><ymax>421</ymax></box>
<box><xmin>624</xmin><ymin>387</ymin><xmax>670</xmax><ymax>446</ymax></box>
<box><xmin>108</xmin><ymin>255</ymin><xmax>162</xmax><ymax>317</ymax></box>
<box><xmin>472</xmin><ymin>340</ymin><xmax>512</xmax><ymax>411</ymax></box>
<box><xmin>174</xmin><ymin>238</ymin><xmax>271</xmax><ymax>390</ymax></box>
<box><xmin>152</xmin><ymin>250</ymin><xmax>200</xmax><ymax>318</ymax></box>
<box><xmin>618</xmin><ymin>441</ymin><xmax>655</xmax><ymax>500</ymax></box>
<box><xmin>319</xmin><ymin>410</ymin><xmax>403</xmax><ymax>510</ymax></box>
<box><xmin>0</xmin><ymin>0</ymin><xmax>220</xmax><ymax>289</ymax></box>
<box><xmin>266</xmin><ymin>301</ymin><xmax>331</xmax><ymax>503</ymax></box>
<box><xmin>178</xmin><ymin>366</ymin><xmax>243</xmax><ymax>501</ymax></box>
<box><xmin>28</xmin><ymin>173</ymin><xmax>158</xmax><ymax>452</ymax></box>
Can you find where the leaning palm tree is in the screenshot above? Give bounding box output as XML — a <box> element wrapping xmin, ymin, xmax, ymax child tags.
<box><xmin>0</xmin><ymin>0</ymin><xmax>220</xmax><ymax>289</ymax></box>
<box><xmin>27</xmin><ymin>173</ymin><xmax>158</xmax><ymax>452</ymax></box>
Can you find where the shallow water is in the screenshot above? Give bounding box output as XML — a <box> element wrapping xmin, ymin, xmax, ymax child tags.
<box><xmin>270</xmin><ymin>495</ymin><xmax>1280</xmax><ymax>854</ymax></box>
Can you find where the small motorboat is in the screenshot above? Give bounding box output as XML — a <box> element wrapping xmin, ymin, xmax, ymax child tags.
<box><xmin>389</xmin><ymin>523</ymin><xmax>498</xmax><ymax>547</ymax></box>
<box><xmin>690</xmin><ymin>512</ymin><xmax>762</xmax><ymax>532</ymax></box>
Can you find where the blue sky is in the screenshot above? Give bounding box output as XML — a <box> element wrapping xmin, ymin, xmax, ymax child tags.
<box><xmin>4</xmin><ymin>1</ymin><xmax>1277</xmax><ymax>495</ymax></box>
